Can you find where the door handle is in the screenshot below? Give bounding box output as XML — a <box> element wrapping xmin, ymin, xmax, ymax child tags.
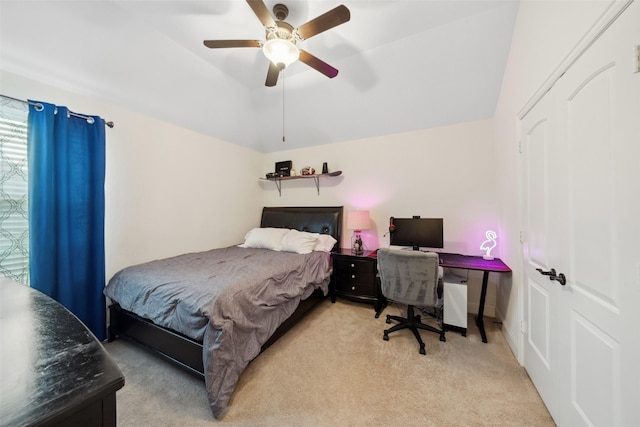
<box><xmin>536</xmin><ymin>268</ymin><xmax>567</xmax><ymax>286</ymax></box>
<box><xmin>551</xmin><ymin>273</ymin><xmax>567</xmax><ymax>286</ymax></box>
<box><xmin>536</xmin><ymin>268</ymin><xmax>556</xmax><ymax>277</ymax></box>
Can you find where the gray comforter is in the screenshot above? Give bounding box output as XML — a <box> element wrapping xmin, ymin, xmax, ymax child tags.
<box><xmin>104</xmin><ymin>246</ymin><xmax>331</xmax><ymax>417</ymax></box>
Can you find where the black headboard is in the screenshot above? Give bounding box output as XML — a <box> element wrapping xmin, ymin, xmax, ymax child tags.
<box><xmin>260</xmin><ymin>206</ymin><xmax>343</xmax><ymax>251</ymax></box>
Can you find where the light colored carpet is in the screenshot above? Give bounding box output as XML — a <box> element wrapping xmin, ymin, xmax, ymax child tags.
<box><xmin>105</xmin><ymin>299</ymin><xmax>555</xmax><ymax>426</ymax></box>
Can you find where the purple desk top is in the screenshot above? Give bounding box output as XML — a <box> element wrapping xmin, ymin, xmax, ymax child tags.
<box><xmin>437</xmin><ymin>252</ymin><xmax>511</xmax><ymax>273</ymax></box>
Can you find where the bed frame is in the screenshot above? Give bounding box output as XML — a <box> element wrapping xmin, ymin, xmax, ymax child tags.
<box><xmin>106</xmin><ymin>206</ymin><xmax>343</xmax><ymax>378</ymax></box>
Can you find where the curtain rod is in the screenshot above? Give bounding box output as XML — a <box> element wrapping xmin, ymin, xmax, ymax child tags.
<box><xmin>1</xmin><ymin>94</ymin><xmax>114</xmax><ymax>128</ymax></box>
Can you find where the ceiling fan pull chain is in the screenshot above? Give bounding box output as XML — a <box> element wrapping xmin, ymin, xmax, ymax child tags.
<box><xmin>282</xmin><ymin>69</ymin><xmax>286</xmax><ymax>143</ymax></box>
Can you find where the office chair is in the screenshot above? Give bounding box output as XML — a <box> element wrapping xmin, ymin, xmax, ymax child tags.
<box><xmin>377</xmin><ymin>248</ymin><xmax>446</xmax><ymax>355</ymax></box>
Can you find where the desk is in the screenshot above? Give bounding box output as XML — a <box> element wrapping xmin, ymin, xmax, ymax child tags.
<box><xmin>437</xmin><ymin>253</ymin><xmax>511</xmax><ymax>343</ymax></box>
<box><xmin>1</xmin><ymin>277</ymin><xmax>125</xmax><ymax>426</ymax></box>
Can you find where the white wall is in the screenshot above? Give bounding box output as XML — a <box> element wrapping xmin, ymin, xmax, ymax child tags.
<box><xmin>1</xmin><ymin>66</ymin><xmax>503</xmax><ymax>317</ymax></box>
<box><xmin>493</xmin><ymin>0</ymin><xmax>619</xmax><ymax>359</ymax></box>
<box><xmin>1</xmin><ymin>70</ymin><xmax>263</xmax><ymax>280</ymax></box>
<box><xmin>261</xmin><ymin>119</ymin><xmax>502</xmax><ymax>316</ymax></box>
<box><xmin>103</xmin><ymin>110</ymin><xmax>262</xmax><ymax>279</ymax></box>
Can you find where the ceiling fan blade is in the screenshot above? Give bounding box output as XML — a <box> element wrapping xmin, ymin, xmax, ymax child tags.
<box><xmin>246</xmin><ymin>0</ymin><xmax>276</xmax><ymax>28</ymax></box>
<box><xmin>203</xmin><ymin>40</ymin><xmax>262</xmax><ymax>49</ymax></box>
<box><xmin>299</xmin><ymin>50</ymin><xmax>338</xmax><ymax>78</ymax></box>
<box><xmin>265</xmin><ymin>62</ymin><xmax>280</xmax><ymax>87</ymax></box>
<box><xmin>296</xmin><ymin>5</ymin><xmax>350</xmax><ymax>40</ymax></box>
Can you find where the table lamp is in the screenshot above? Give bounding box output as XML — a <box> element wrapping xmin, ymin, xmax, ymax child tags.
<box><xmin>347</xmin><ymin>210</ymin><xmax>371</xmax><ymax>255</ymax></box>
<box><xmin>480</xmin><ymin>230</ymin><xmax>497</xmax><ymax>260</ymax></box>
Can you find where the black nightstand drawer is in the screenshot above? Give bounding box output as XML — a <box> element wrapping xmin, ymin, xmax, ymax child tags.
<box><xmin>335</xmin><ymin>274</ymin><xmax>375</xmax><ymax>296</ymax></box>
<box><xmin>334</xmin><ymin>258</ymin><xmax>375</xmax><ymax>294</ymax></box>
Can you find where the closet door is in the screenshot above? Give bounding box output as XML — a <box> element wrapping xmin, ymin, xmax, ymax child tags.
<box><xmin>552</xmin><ymin>2</ymin><xmax>640</xmax><ymax>425</ymax></box>
<box><xmin>521</xmin><ymin>90</ymin><xmax>563</xmax><ymax>422</ymax></box>
<box><xmin>521</xmin><ymin>2</ymin><xmax>640</xmax><ymax>425</ymax></box>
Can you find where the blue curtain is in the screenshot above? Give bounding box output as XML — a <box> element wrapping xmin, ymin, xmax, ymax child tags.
<box><xmin>28</xmin><ymin>101</ymin><xmax>106</xmax><ymax>340</ymax></box>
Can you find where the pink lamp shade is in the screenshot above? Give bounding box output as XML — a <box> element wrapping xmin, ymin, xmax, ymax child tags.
<box><xmin>347</xmin><ymin>210</ymin><xmax>371</xmax><ymax>231</ymax></box>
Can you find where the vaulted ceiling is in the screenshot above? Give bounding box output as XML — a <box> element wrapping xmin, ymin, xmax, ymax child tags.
<box><xmin>0</xmin><ymin>1</ymin><xmax>519</xmax><ymax>152</ymax></box>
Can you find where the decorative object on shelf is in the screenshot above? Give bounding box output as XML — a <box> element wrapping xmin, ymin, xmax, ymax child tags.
<box><xmin>322</xmin><ymin>162</ymin><xmax>329</xmax><ymax>174</ymax></box>
<box><xmin>347</xmin><ymin>210</ymin><xmax>371</xmax><ymax>255</ymax></box>
<box><xmin>300</xmin><ymin>166</ymin><xmax>315</xmax><ymax>175</ymax></box>
<box><xmin>480</xmin><ymin>230</ymin><xmax>497</xmax><ymax>260</ymax></box>
<box><xmin>275</xmin><ymin>160</ymin><xmax>292</xmax><ymax>176</ymax></box>
<box><xmin>290</xmin><ymin>168</ymin><xmax>297</xmax><ymax>176</ymax></box>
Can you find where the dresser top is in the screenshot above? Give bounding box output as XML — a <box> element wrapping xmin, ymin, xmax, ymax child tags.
<box><xmin>0</xmin><ymin>278</ymin><xmax>124</xmax><ymax>426</ymax></box>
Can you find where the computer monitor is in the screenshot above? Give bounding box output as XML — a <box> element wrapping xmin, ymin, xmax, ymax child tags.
<box><xmin>389</xmin><ymin>216</ymin><xmax>444</xmax><ymax>250</ymax></box>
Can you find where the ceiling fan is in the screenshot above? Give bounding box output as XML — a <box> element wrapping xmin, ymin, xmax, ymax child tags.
<box><xmin>203</xmin><ymin>0</ymin><xmax>350</xmax><ymax>87</ymax></box>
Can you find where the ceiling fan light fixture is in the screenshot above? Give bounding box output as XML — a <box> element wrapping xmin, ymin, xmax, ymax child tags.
<box><xmin>262</xmin><ymin>38</ymin><xmax>299</xmax><ymax>69</ymax></box>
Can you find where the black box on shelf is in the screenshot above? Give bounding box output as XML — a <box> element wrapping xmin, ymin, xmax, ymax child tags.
<box><xmin>275</xmin><ymin>160</ymin><xmax>292</xmax><ymax>177</ymax></box>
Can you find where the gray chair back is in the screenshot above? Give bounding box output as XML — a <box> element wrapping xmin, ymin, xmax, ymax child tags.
<box><xmin>377</xmin><ymin>248</ymin><xmax>440</xmax><ymax>307</ymax></box>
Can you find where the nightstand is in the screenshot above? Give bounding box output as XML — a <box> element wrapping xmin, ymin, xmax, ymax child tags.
<box><xmin>331</xmin><ymin>249</ymin><xmax>386</xmax><ymax>317</ymax></box>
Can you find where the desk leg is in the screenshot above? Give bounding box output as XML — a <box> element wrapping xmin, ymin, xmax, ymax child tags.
<box><xmin>475</xmin><ymin>271</ymin><xmax>489</xmax><ymax>343</ymax></box>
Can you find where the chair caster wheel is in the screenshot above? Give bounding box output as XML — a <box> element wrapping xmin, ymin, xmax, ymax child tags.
<box><xmin>383</xmin><ymin>332</ymin><xmax>389</xmax><ymax>341</ymax></box>
<box><xmin>419</xmin><ymin>345</ymin><xmax>426</xmax><ymax>355</ymax></box>
<box><xmin>385</xmin><ymin>315</ymin><xmax>391</xmax><ymax>324</ymax></box>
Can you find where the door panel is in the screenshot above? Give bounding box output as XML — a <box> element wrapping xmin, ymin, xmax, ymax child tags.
<box><xmin>568</xmin><ymin>65</ymin><xmax>618</xmax><ymax>307</ymax></box>
<box><xmin>570</xmin><ymin>312</ymin><xmax>620</xmax><ymax>426</ymax></box>
<box><xmin>527</xmin><ymin>278</ymin><xmax>551</xmax><ymax>367</ymax></box>
<box><xmin>526</xmin><ymin>119</ymin><xmax>550</xmax><ymax>267</ymax></box>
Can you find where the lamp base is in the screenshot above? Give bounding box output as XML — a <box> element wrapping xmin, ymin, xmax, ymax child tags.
<box><xmin>351</xmin><ymin>231</ymin><xmax>364</xmax><ymax>255</ymax></box>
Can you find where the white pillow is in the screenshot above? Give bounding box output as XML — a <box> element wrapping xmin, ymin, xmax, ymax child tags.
<box><xmin>280</xmin><ymin>229</ymin><xmax>319</xmax><ymax>254</ymax></box>
<box><xmin>313</xmin><ymin>233</ymin><xmax>337</xmax><ymax>252</ymax></box>
<box><xmin>238</xmin><ymin>227</ymin><xmax>289</xmax><ymax>251</ymax></box>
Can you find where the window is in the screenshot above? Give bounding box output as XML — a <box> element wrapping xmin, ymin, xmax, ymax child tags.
<box><xmin>0</xmin><ymin>97</ymin><xmax>29</xmax><ymax>284</ymax></box>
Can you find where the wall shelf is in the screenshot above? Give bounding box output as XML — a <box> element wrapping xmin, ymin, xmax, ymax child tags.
<box><xmin>260</xmin><ymin>171</ymin><xmax>342</xmax><ymax>196</ymax></box>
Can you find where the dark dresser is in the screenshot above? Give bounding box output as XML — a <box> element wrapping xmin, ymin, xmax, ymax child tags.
<box><xmin>331</xmin><ymin>249</ymin><xmax>386</xmax><ymax>317</ymax></box>
<box><xmin>0</xmin><ymin>277</ymin><xmax>124</xmax><ymax>427</ymax></box>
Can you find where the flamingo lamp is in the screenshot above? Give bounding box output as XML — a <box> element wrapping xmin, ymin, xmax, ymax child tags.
<box><xmin>480</xmin><ymin>230</ymin><xmax>497</xmax><ymax>260</ymax></box>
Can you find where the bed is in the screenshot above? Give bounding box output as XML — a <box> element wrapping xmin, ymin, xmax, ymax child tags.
<box><xmin>105</xmin><ymin>206</ymin><xmax>343</xmax><ymax>418</ymax></box>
